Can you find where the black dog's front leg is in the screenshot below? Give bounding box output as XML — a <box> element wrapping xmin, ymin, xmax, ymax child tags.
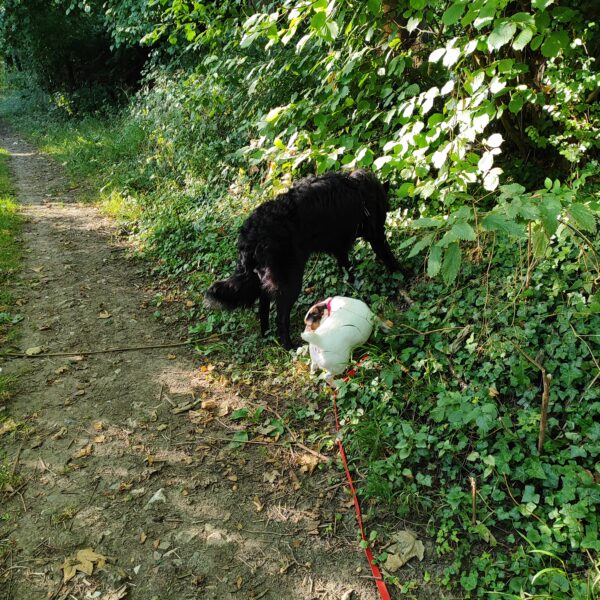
<box><xmin>275</xmin><ymin>272</ymin><xmax>303</xmax><ymax>349</ymax></box>
<box><xmin>335</xmin><ymin>250</ymin><xmax>354</xmax><ymax>283</ymax></box>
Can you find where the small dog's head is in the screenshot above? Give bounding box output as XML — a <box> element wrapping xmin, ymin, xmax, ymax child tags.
<box><xmin>303</xmin><ymin>299</ymin><xmax>331</xmax><ymax>332</ymax></box>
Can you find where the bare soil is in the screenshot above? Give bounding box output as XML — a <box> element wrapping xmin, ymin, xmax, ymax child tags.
<box><xmin>0</xmin><ymin>128</ymin><xmax>382</xmax><ymax>600</ymax></box>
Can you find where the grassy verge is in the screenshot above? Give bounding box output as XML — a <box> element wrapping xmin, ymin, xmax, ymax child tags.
<box><xmin>0</xmin><ymin>148</ymin><xmax>22</xmax><ymax>405</ymax></box>
<box><xmin>0</xmin><ymin>88</ymin><xmax>144</xmax><ymax>222</ymax></box>
<box><xmin>0</xmin><ymin>84</ymin><xmax>598</xmax><ymax>599</ymax></box>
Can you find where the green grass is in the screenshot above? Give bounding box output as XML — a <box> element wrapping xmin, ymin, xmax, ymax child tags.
<box><xmin>0</xmin><ymin>147</ymin><xmax>22</xmax><ymax>402</ymax></box>
<box><xmin>0</xmin><ymin>88</ymin><xmax>145</xmax><ymax>221</ymax></box>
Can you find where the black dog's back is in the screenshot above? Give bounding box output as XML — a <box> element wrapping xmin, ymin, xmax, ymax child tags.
<box><xmin>206</xmin><ymin>170</ymin><xmax>401</xmax><ymax>348</ymax></box>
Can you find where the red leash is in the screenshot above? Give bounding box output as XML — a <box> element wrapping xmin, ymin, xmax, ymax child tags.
<box><xmin>332</xmin><ymin>358</ymin><xmax>392</xmax><ymax>600</ymax></box>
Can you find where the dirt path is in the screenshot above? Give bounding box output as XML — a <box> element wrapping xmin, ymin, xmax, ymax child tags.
<box><xmin>0</xmin><ymin>129</ymin><xmax>380</xmax><ymax>600</ymax></box>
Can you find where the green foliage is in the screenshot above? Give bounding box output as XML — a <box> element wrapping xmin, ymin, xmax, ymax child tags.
<box><xmin>0</xmin><ymin>0</ymin><xmax>599</xmax><ymax>597</ymax></box>
<box><xmin>0</xmin><ymin>148</ymin><xmax>22</xmax><ymax>401</ymax></box>
<box><xmin>0</xmin><ymin>0</ymin><xmax>147</xmax><ymax>109</ymax></box>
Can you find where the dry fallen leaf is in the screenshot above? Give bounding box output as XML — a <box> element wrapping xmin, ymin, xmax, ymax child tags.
<box><xmin>93</xmin><ymin>421</ymin><xmax>104</xmax><ymax>431</ymax></box>
<box><xmin>97</xmin><ymin>310</ymin><xmax>112</xmax><ymax>319</ymax></box>
<box><xmin>263</xmin><ymin>470</ymin><xmax>279</xmax><ymax>484</ymax></box>
<box><xmin>140</xmin><ymin>532</ymin><xmax>147</xmax><ymax>544</ymax></box>
<box><xmin>383</xmin><ymin>530</ymin><xmax>425</xmax><ymax>572</ymax></box>
<box><xmin>62</xmin><ymin>548</ymin><xmax>106</xmax><ymax>583</ymax></box>
<box><xmin>200</xmin><ymin>399</ymin><xmax>217</xmax><ymax>411</ymax></box>
<box><xmin>73</xmin><ymin>444</ymin><xmax>93</xmax><ymax>459</ymax></box>
<box><xmin>25</xmin><ymin>346</ymin><xmax>43</xmax><ymax>356</ymax></box>
<box><xmin>296</xmin><ymin>453</ymin><xmax>320</xmax><ymax>475</ymax></box>
<box><xmin>252</xmin><ymin>496</ymin><xmax>264</xmax><ymax>512</ymax></box>
<box><xmin>0</xmin><ymin>418</ymin><xmax>18</xmax><ymax>436</ymax></box>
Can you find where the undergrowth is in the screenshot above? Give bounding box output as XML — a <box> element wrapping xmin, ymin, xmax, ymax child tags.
<box><xmin>0</xmin><ymin>147</ymin><xmax>22</xmax><ymax>404</ymax></box>
<box><xmin>0</xmin><ymin>81</ymin><xmax>598</xmax><ymax>599</ymax></box>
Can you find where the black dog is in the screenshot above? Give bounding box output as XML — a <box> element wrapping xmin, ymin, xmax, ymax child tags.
<box><xmin>205</xmin><ymin>170</ymin><xmax>402</xmax><ymax>349</ymax></box>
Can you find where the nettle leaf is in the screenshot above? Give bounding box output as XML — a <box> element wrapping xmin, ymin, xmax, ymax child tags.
<box><xmin>411</xmin><ymin>217</ymin><xmax>443</xmax><ymax>229</ymax></box>
<box><xmin>408</xmin><ymin>233</ymin><xmax>434</xmax><ymax>258</ymax></box>
<box><xmin>532</xmin><ymin>223</ymin><xmax>549</xmax><ymax>258</ymax></box>
<box><xmin>442</xmin><ymin>242</ymin><xmax>461</xmax><ymax>284</ymax></box>
<box><xmin>439</xmin><ymin>223</ymin><xmax>477</xmax><ymax>247</ymax></box>
<box><xmin>568</xmin><ymin>203</ymin><xmax>597</xmax><ymax>233</ymax></box>
<box><xmin>500</xmin><ymin>183</ymin><xmax>526</xmax><ymax>196</ymax></box>
<box><xmin>481</xmin><ymin>213</ymin><xmax>526</xmax><ymax>237</ymax></box>
<box><xmin>517</xmin><ymin>200</ymin><xmax>539</xmax><ymax>220</ymax></box>
<box><xmin>427</xmin><ymin>245</ymin><xmax>442</xmax><ymax>277</ymax></box>
<box><xmin>487</xmin><ymin>22</ymin><xmax>517</xmax><ymax>51</ymax></box>
<box><xmin>442</xmin><ymin>3</ymin><xmax>465</xmax><ymax>26</ymax></box>
<box><xmin>541</xmin><ymin>30</ymin><xmax>569</xmax><ymax>58</ymax></box>
<box><xmin>539</xmin><ymin>196</ymin><xmax>562</xmax><ymax>236</ymax></box>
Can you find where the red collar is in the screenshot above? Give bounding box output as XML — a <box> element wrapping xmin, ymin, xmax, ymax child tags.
<box><xmin>326</xmin><ymin>297</ymin><xmax>333</xmax><ymax>316</ymax></box>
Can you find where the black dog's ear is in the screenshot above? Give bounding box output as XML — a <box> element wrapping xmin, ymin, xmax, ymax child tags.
<box><xmin>383</xmin><ymin>181</ymin><xmax>391</xmax><ymax>194</ymax></box>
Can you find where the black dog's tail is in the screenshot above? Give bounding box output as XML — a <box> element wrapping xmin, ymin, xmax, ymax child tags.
<box><xmin>205</xmin><ymin>270</ymin><xmax>261</xmax><ymax>310</ymax></box>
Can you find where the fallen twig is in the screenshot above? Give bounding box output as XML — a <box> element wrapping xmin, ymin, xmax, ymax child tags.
<box><xmin>1</xmin><ymin>340</ymin><xmax>192</xmax><ymax>359</ymax></box>
<box><xmin>11</xmin><ymin>440</ymin><xmax>25</xmax><ymax>478</ymax></box>
<box><xmin>470</xmin><ymin>477</ymin><xmax>477</xmax><ymax>525</ymax></box>
<box><xmin>508</xmin><ymin>340</ymin><xmax>553</xmax><ymax>455</ymax></box>
<box><xmin>240</xmin><ymin>528</ymin><xmax>297</xmax><ymax>537</ymax></box>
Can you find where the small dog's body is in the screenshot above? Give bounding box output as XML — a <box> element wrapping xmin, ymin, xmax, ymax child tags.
<box><xmin>302</xmin><ymin>296</ymin><xmax>375</xmax><ymax>378</ymax></box>
<box><xmin>206</xmin><ymin>170</ymin><xmax>401</xmax><ymax>348</ymax></box>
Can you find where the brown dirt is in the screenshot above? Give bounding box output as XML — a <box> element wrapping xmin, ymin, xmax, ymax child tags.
<box><xmin>0</xmin><ymin>129</ymin><xmax>383</xmax><ymax>600</ymax></box>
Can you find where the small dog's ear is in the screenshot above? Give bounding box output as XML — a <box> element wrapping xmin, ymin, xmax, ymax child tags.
<box><xmin>383</xmin><ymin>181</ymin><xmax>391</xmax><ymax>194</ymax></box>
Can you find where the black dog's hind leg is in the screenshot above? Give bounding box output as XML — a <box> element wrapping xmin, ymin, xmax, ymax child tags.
<box><xmin>275</xmin><ymin>271</ymin><xmax>303</xmax><ymax>350</ymax></box>
<box><xmin>258</xmin><ymin>291</ymin><xmax>270</xmax><ymax>336</ymax></box>
<box><xmin>368</xmin><ymin>234</ymin><xmax>402</xmax><ymax>273</ymax></box>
